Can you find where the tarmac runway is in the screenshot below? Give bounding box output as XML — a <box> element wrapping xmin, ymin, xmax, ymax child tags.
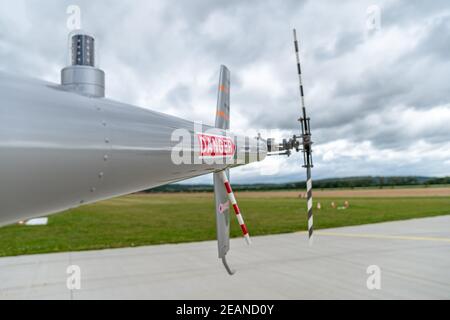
<box><xmin>1</xmin><ymin>215</ymin><xmax>449</xmax><ymax>299</ymax></box>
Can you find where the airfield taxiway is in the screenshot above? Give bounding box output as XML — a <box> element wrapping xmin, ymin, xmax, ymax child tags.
<box><xmin>0</xmin><ymin>215</ymin><xmax>449</xmax><ymax>299</ymax></box>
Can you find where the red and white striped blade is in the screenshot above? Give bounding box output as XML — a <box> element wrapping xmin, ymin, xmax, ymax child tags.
<box><xmin>220</xmin><ymin>171</ymin><xmax>251</xmax><ymax>245</ymax></box>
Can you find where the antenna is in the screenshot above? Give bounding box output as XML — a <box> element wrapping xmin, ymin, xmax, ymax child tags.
<box><xmin>293</xmin><ymin>28</ymin><xmax>314</xmax><ymax>244</ymax></box>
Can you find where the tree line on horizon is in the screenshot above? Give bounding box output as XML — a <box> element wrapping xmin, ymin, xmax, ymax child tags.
<box><xmin>143</xmin><ymin>176</ymin><xmax>450</xmax><ymax>193</ymax></box>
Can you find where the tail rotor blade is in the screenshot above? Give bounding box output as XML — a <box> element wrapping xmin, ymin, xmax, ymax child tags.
<box><xmin>293</xmin><ymin>28</ymin><xmax>314</xmax><ymax>244</ymax></box>
<box><xmin>220</xmin><ymin>170</ymin><xmax>251</xmax><ymax>245</ymax></box>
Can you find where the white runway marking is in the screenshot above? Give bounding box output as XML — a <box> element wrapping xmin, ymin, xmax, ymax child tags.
<box><xmin>314</xmin><ymin>231</ymin><xmax>450</xmax><ymax>243</ymax></box>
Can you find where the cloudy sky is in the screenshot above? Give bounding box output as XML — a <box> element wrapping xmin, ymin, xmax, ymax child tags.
<box><xmin>1</xmin><ymin>0</ymin><xmax>449</xmax><ymax>184</ymax></box>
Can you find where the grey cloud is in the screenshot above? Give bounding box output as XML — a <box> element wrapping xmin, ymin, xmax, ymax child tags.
<box><xmin>415</xmin><ymin>15</ymin><xmax>450</xmax><ymax>60</ymax></box>
<box><xmin>381</xmin><ymin>0</ymin><xmax>450</xmax><ymax>29</ymax></box>
<box><xmin>245</xmin><ymin>5</ymin><xmax>450</xmax><ymax>152</ymax></box>
<box><xmin>314</xmin><ymin>31</ymin><xmax>364</xmax><ymax>61</ymax></box>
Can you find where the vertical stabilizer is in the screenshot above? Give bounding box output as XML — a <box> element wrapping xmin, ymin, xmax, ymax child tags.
<box><xmin>213</xmin><ymin>65</ymin><xmax>234</xmax><ymax>274</ymax></box>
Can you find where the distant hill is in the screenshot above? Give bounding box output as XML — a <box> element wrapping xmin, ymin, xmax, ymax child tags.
<box><xmin>144</xmin><ymin>176</ymin><xmax>450</xmax><ymax>193</ymax></box>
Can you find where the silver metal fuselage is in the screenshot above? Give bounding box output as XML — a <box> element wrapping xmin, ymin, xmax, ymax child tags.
<box><xmin>0</xmin><ymin>72</ymin><xmax>266</xmax><ymax>226</ymax></box>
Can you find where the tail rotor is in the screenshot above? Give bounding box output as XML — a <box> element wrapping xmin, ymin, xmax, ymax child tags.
<box><xmin>212</xmin><ymin>29</ymin><xmax>315</xmax><ymax>275</ymax></box>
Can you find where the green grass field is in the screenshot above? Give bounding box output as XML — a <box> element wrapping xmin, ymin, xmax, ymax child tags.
<box><xmin>0</xmin><ymin>191</ymin><xmax>449</xmax><ymax>257</ymax></box>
